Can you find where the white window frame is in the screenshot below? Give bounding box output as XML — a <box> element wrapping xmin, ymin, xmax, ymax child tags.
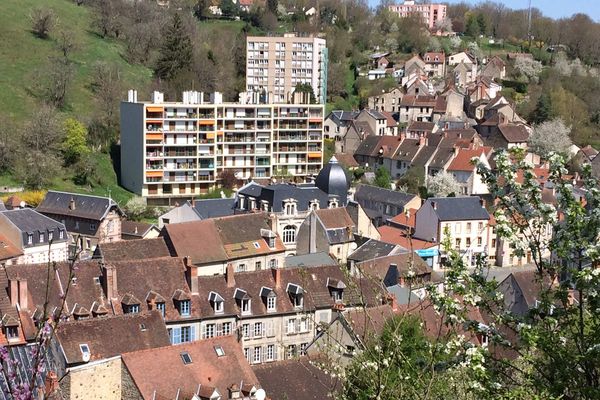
<box><xmin>266</xmin><ymin>344</ymin><xmax>275</xmax><ymax>361</ymax></box>
<box><xmin>267</xmin><ymin>296</ymin><xmax>276</xmax><ymax>312</ymax></box>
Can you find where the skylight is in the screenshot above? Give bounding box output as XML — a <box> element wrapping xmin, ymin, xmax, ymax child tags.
<box><xmin>214</xmin><ymin>345</ymin><xmax>225</xmax><ymax>357</ymax></box>
<box><xmin>181</xmin><ymin>352</ymin><xmax>193</xmax><ymax>365</ymax></box>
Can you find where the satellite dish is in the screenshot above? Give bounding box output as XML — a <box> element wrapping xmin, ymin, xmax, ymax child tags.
<box><xmin>254</xmin><ymin>389</ymin><xmax>266</xmax><ymax>400</ymax></box>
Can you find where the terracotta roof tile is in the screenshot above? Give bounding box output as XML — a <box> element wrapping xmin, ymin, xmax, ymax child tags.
<box><xmin>377</xmin><ymin>226</ymin><xmax>436</xmax><ymax>250</ymax></box>
<box><xmin>447</xmin><ymin>147</ymin><xmax>491</xmax><ymax>172</ymax></box>
<box><xmin>93</xmin><ymin>237</ymin><xmax>171</xmax><ymax>262</ymax></box>
<box><xmin>122</xmin><ymin>335</ymin><xmax>260</xmax><ymax>400</ymax></box>
<box><xmin>0</xmin><ymin>234</ymin><xmax>23</xmax><ymax>261</ymax></box>
<box><xmin>315</xmin><ymin>208</ymin><xmax>355</xmax><ymax>230</ymax></box>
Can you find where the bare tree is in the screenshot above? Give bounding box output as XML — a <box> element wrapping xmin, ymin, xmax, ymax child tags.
<box><xmin>30</xmin><ymin>8</ymin><xmax>56</xmax><ymax>39</ymax></box>
<box><xmin>57</xmin><ymin>30</ymin><xmax>79</xmax><ymax>60</ymax></box>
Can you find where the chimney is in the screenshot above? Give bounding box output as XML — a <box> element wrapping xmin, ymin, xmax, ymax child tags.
<box><xmin>308</xmin><ymin>212</ymin><xmax>317</xmax><ymax>254</ymax></box>
<box><xmin>69</xmin><ymin>197</ymin><xmax>76</xmax><ymax>211</ymax></box>
<box><xmin>480</xmin><ymin>198</ymin><xmax>486</xmax><ymax>208</ymax></box>
<box><xmin>184</xmin><ymin>256</ymin><xmax>199</xmax><ymax>294</ymax></box>
<box><xmin>18</xmin><ymin>280</ymin><xmax>28</xmax><ymax>310</ymax></box>
<box><xmin>418</xmin><ymin>135</ymin><xmax>427</xmax><ymax>147</ymax></box>
<box><xmin>271</xmin><ymin>265</ymin><xmax>281</xmax><ymax>288</ymax></box>
<box><xmin>102</xmin><ymin>263</ymin><xmax>118</xmax><ymax>300</ymax></box>
<box><xmin>386</xmin><ymin>293</ymin><xmax>399</xmax><ymax>312</ymax></box>
<box><xmin>226</xmin><ymin>263</ymin><xmax>236</xmax><ymax>288</ymax></box>
<box><xmin>431</xmin><ymin>201</ymin><xmax>437</xmax><ymax>210</ymax></box>
<box><xmin>134</xmin><ymin>226</ymin><xmax>138</xmax><ymax>235</ymax></box>
<box><xmin>44</xmin><ymin>371</ymin><xmax>59</xmax><ymax>397</ymax></box>
<box><xmin>9</xmin><ymin>280</ymin><xmax>18</xmax><ymax>307</ymax></box>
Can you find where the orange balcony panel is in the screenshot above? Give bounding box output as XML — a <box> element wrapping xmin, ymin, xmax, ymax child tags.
<box><xmin>308</xmin><ymin>118</ymin><xmax>322</xmax><ymax>123</ymax></box>
<box><xmin>199</xmin><ymin>120</ymin><xmax>215</xmax><ymax>125</ymax></box>
<box><xmin>146</xmin><ymin>171</ymin><xmax>163</xmax><ymax>178</ymax></box>
<box><xmin>146</xmin><ymin>133</ymin><xmax>163</xmax><ymax>140</ymax></box>
<box><xmin>308</xmin><ymin>152</ymin><xmax>321</xmax><ymax>158</ymax></box>
<box><xmin>147</xmin><ymin>107</ymin><xmax>164</xmax><ymax>112</ymax></box>
<box><xmin>206</xmin><ymin>132</ymin><xmax>215</xmax><ymax>139</ymax></box>
<box><xmin>216</xmin><ymin>131</ymin><xmax>223</xmax><ymax>136</ymax></box>
<box><xmin>146</xmin><ymin>119</ymin><xmax>163</xmax><ymax>124</ymax></box>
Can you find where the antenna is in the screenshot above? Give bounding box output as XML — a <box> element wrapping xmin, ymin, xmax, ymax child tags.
<box><xmin>107</xmin><ymin>188</ymin><xmax>112</xmax><ymax>200</ymax></box>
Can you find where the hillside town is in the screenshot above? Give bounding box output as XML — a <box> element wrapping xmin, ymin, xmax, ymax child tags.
<box><xmin>1</xmin><ymin>0</ymin><xmax>600</xmax><ymax>399</ymax></box>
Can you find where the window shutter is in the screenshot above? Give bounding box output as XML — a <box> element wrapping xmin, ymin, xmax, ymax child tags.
<box><xmin>296</xmin><ymin>319</ymin><xmax>301</xmax><ymax>332</ymax></box>
<box><xmin>190</xmin><ymin>325</ymin><xmax>196</xmax><ymax>341</ymax></box>
<box><xmin>172</xmin><ymin>327</ymin><xmax>181</xmax><ymax>344</ymax></box>
<box><xmin>216</xmin><ymin>323</ymin><xmax>223</xmax><ymax>336</ymax></box>
<box><xmin>201</xmin><ymin>324</ymin><xmax>206</xmax><ymax>339</ymax></box>
<box><xmin>262</xmin><ymin>346</ymin><xmax>267</xmax><ymax>362</ymax></box>
<box><xmin>248</xmin><ymin>347</ymin><xmax>253</xmax><ymax>362</ymax></box>
<box><xmin>267</xmin><ymin>321</ymin><xmax>274</xmax><ymax>337</ymax></box>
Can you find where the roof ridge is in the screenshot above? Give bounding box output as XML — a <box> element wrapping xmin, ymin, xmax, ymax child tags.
<box><xmin>45</xmin><ymin>190</ymin><xmax>117</xmax><ymax>203</ymax></box>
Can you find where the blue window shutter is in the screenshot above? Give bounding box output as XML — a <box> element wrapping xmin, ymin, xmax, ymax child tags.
<box><xmin>173</xmin><ymin>327</ymin><xmax>181</xmax><ymax>344</ymax></box>
<box><xmin>190</xmin><ymin>325</ymin><xmax>196</xmax><ymax>341</ymax></box>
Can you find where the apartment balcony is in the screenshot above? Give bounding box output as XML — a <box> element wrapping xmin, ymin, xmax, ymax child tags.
<box><xmin>223</xmin><ymin>124</ymin><xmax>256</xmax><ymax>131</ymax></box>
<box><xmin>224</xmin><ymin>136</ymin><xmax>256</xmax><ymax>143</ymax></box>
<box><xmin>164</xmin><ymin>175</ymin><xmax>197</xmax><ymax>182</ymax></box>
<box><xmin>164</xmin><ymin>163</ymin><xmax>197</xmax><ymax>171</ymax></box>
<box><xmin>278</xmin><ymin>135</ymin><xmax>307</xmax><ymax>141</ymax></box>
<box><xmin>163</xmin><ymin>151</ymin><xmax>196</xmax><ymax>158</ymax></box>
<box><xmin>308</xmin><ymin>135</ymin><xmax>321</xmax><ymax>141</ymax></box>
<box><xmin>278</xmin><ymin>124</ymin><xmax>308</xmax><ymax>130</ymax></box>
<box><xmin>225</xmin><ymin>149</ymin><xmax>255</xmax><ymax>155</ymax></box>
<box><xmin>146</xmin><ymin>163</ymin><xmax>163</xmax><ymax>170</ymax></box>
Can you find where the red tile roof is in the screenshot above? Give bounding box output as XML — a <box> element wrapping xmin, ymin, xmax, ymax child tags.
<box><xmin>447</xmin><ymin>147</ymin><xmax>491</xmax><ymax>172</ymax></box>
<box><xmin>377</xmin><ymin>226</ymin><xmax>436</xmax><ymax>250</ymax></box>
<box><xmin>389</xmin><ymin>208</ymin><xmax>418</xmax><ymax>228</ymax></box>
<box><xmin>94</xmin><ymin>237</ymin><xmax>171</xmax><ymax>262</ymax></box>
<box><xmin>315</xmin><ymin>207</ymin><xmax>355</xmax><ymax>230</ymax></box>
<box><xmin>380</xmin><ymin>111</ymin><xmax>398</xmax><ymax>128</ymax></box>
<box><xmin>0</xmin><ymin>234</ymin><xmax>23</xmax><ymax>261</ymax></box>
<box><xmin>122</xmin><ymin>335</ymin><xmax>260</xmax><ymax>400</ymax></box>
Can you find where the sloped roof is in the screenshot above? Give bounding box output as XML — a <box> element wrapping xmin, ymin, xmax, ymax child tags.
<box><xmin>253</xmin><ymin>357</ymin><xmax>337</xmax><ymax>400</ymax></box>
<box><xmin>354</xmin><ymin>184</ymin><xmax>418</xmax><ymax>209</ymax></box>
<box><xmin>122</xmin><ymin>336</ymin><xmax>260</xmax><ymax>400</ymax></box>
<box><xmin>350</xmin><ymin>120</ymin><xmax>375</xmax><ymax>137</ymax></box>
<box><xmin>424</xmin><ymin>52</ymin><xmax>445</xmax><ymax>64</ymax></box>
<box><xmin>357</xmin><ymin>253</ymin><xmax>431</xmax><ymax>282</ymax></box>
<box><xmin>344</xmin><ymin>304</ymin><xmax>396</xmax><ymax>342</ymax></box>
<box><xmin>498</xmin><ymin>124</ymin><xmax>530</xmax><ymax>143</ymax></box>
<box><xmin>121</xmin><ymin>220</ymin><xmax>156</xmax><ymax>238</ymax></box>
<box><xmin>37</xmin><ymin>191</ymin><xmax>124</xmax><ymax>221</ymax></box>
<box><xmin>1</xmin><ymin>208</ymin><xmax>66</xmax><ymax>235</ymax></box>
<box><xmin>0</xmin><ymin>234</ymin><xmax>22</xmax><ymax>261</ymax></box>
<box><xmin>355</xmin><ymin>135</ymin><xmax>383</xmax><ymax>157</ymax></box>
<box><xmin>163</xmin><ymin>213</ymin><xmax>285</xmax><ymax>265</ymax></box>
<box><xmin>237</xmin><ymin>182</ymin><xmax>331</xmax><ymax>213</ymax></box>
<box><xmin>93</xmin><ymin>237</ymin><xmax>171</xmax><ymax>262</ymax></box>
<box><xmin>425</xmin><ymin>197</ymin><xmax>490</xmax><ymax>221</ymax></box>
<box><xmin>389</xmin><ymin>208</ymin><xmax>418</xmax><ymax>228</ymax></box>
<box><xmin>56</xmin><ymin>311</ymin><xmax>170</xmax><ymax>365</ymax></box>
<box><xmin>407</xmin><ymin>121</ymin><xmax>435</xmax><ymax>132</ymax></box>
<box><xmin>380</xmin><ymin>111</ymin><xmax>398</xmax><ymax>128</ymax></box>
<box><xmin>192</xmin><ymin>198</ymin><xmax>236</xmax><ymax>219</ymax></box>
<box><xmin>501</xmin><ymin>270</ymin><xmax>553</xmax><ymax>309</ymax></box>
<box><xmin>348</xmin><ymin>239</ymin><xmax>404</xmax><ymax>263</ymax></box>
<box><xmin>393</xmin><ymin>138</ymin><xmax>422</xmax><ymax>162</ymax></box>
<box><xmin>377</xmin><ymin>226</ymin><xmax>436</xmax><ymax>250</ymax></box>
<box><xmin>400</xmin><ymin>95</ymin><xmax>437</xmax><ymax>107</ymax></box>
<box><xmin>447</xmin><ymin>147</ymin><xmax>491</xmax><ymax>172</ymax></box>
<box><xmin>284</xmin><ymin>252</ymin><xmax>338</xmax><ymax>268</ymax></box>
<box><xmin>334</xmin><ymin>153</ymin><xmax>359</xmax><ymax>168</ymax></box>
<box><xmin>315</xmin><ymin>207</ymin><xmax>355</xmax><ymax>230</ymax></box>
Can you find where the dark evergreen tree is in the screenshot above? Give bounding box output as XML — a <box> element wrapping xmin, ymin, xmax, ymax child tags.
<box><xmin>530</xmin><ymin>92</ymin><xmax>554</xmax><ymax>124</ymax></box>
<box><xmin>267</xmin><ymin>0</ymin><xmax>278</xmax><ymax>15</ymax></box>
<box><xmin>154</xmin><ymin>13</ymin><xmax>193</xmax><ymax>81</ymax></box>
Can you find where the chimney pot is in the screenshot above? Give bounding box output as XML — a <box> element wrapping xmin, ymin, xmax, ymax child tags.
<box><xmin>271</xmin><ymin>265</ymin><xmax>281</xmax><ymax>288</ymax></box>
<box><xmin>480</xmin><ymin>198</ymin><xmax>486</xmax><ymax>208</ymax></box>
<box><xmin>69</xmin><ymin>197</ymin><xmax>76</xmax><ymax>211</ymax></box>
<box><xmin>9</xmin><ymin>280</ymin><xmax>18</xmax><ymax>307</ymax></box>
<box><xmin>18</xmin><ymin>280</ymin><xmax>28</xmax><ymax>310</ymax></box>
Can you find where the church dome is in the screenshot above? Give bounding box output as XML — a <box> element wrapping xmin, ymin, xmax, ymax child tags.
<box><xmin>315</xmin><ymin>156</ymin><xmax>349</xmax><ymax>203</ymax></box>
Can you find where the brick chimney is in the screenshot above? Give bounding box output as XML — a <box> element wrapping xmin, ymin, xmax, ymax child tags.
<box><xmin>9</xmin><ymin>279</ymin><xmax>18</xmax><ymax>307</ymax></box>
<box><xmin>431</xmin><ymin>201</ymin><xmax>437</xmax><ymax>210</ymax></box>
<box><xmin>69</xmin><ymin>197</ymin><xmax>76</xmax><ymax>211</ymax></box>
<box><xmin>102</xmin><ymin>263</ymin><xmax>118</xmax><ymax>300</ymax></box>
<box><xmin>386</xmin><ymin>293</ymin><xmax>399</xmax><ymax>312</ymax></box>
<box><xmin>44</xmin><ymin>371</ymin><xmax>59</xmax><ymax>397</ymax></box>
<box><xmin>226</xmin><ymin>263</ymin><xmax>236</xmax><ymax>288</ymax></box>
<box><xmin>271</xmin><ymin>265</ymin><xmax>281</xmax><ymax>288</ymax></box>
<box><xmin>18</xmin><ymin>280</ymin><xmax>27</xmax><ymax>310</ymax></box>
<box><xmin>184</xmin><ymin>256</ymin><xmax>199</xmax><ymax>294</ymax></box>
<box><xmin>418</xmin><ymin>135</ymin><xmax>427</xmax><ymax>147</ymax></box>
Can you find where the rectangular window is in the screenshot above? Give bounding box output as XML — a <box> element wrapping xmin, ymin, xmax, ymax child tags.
<box><xmin>48</xmin><ymin>231</ymin><xmax>53</xmax><ymax>241</ymax></box>
<box><xmin>180</xmin><ymin>326</ymin><xmax>191</xmax><ymax>343</ymax></box>
<box><xmin>491</xmin><ymin>239</ymin><xmax>496</xmax><ymax>248</ymax></box>
<box><xmin>253</xmin><ymin>346</ymin><xmax>261</xmax><ymax>364</ymax></box>
<box><xmin>244</xmin><ymin>348</ymin><xmax>251</xmax><ymax>362</ymax></box>
<box><xmin>455</xmin><ymin>238</ymin><xmax>461</xmax><ymax>249</ymax></box>
<box><xmin>90</xmin><ymin>223</ymin><xmax>97</xmax><ymax>231</ymax></box>
<box><xmin>242</xmin><ymin>299</ymin><xmax>251</xmax><ymax>315</ymax></box>
<box><xmin>254</xmin><ymin>322</ymin><xmax>263</xmax><ymax>338</ymax></box>
<box><xmin>455</xmin><ymin>223</ymin><xmax>461</xmax><ymax>234</ymax></box>
<box><xmin>299</xmin><ymin>318</ymin><xmax>308</xmax><ymax>332</ymax></box>
<box><xmin>268</xmin><ymin>259</ymin><xmax>277</xmax><ymax>268</ymax></box>
<box><xmin>214</xmin><ymin>300</ymin><xmax>224</xmax><ymax>314</ymax></box>
<box><xmin>466</xmin><ymin>237</ymin><xmax>471</xmax><ymax>247</ymax></box>
<box><xmin>267</xmin><ymin>296</ymin><xmax>276</xmax><ymax>312</ymax></box>
<box><xmin>266</xmin><ymin>344</ymin><xmax>275</xmax><ymax>361</ymax></box>
<box><xmin>236</xmin><ymin>263</ymin><xmax>247</xmax><ymax>273</ymax></box>
<box><xmin>466</xmin><ymin>223</ymin><xmax>471</xmax><ymax>233</ymax></box>
<box><xmin>223</xmin><ymin>322</ymin><xmax>232</xmax><ymax>336</ymax></box>
<box><xmin>477</xmin><ymin>237</ymin><xmax>483</xmax><ymax>246</ymax></box>
<box><xmin>179</xmin><ymin>300</ymin><xmax>190</xmax><ymax>316</ymax></box>
<box><xmin>242</xmin><ymin>323</ymin><xmax>250</xmax><ymax>338</ymax></box>
<box><xmin>287</xmin><ymin>345</ymin><xmax>297</xmax><ymax>359</ymax></box>
<box><xmin>300</xmin><ymin>343</ymin><xmax>308</xmax><ymax>356</ymax></box>
<box><xmin>205</xmin><ymin>323</ymin><xmax>215</xmax><ymax>339</ymax></box>
<box><xmin>255</xmin><ymin>261</ymin><xmax>262</xmax><ymax>270</ymax></box>
<box><xmin>478</xmin><ymin>222</ymin><xmax>483</xmax><ymax>231</ymax></box>
<box><xmin>39</xmin><ymin>233</ymin><xmax>45</xmax><ymax>243</ymax></box>
<box><xmin>156</xmin><ymin>302</ymin><xmax>165</xmax><ymax>317</ymax></box>
<box><xmin>59</xmin><ymin>230</ymin><xmax>64</xmax><ymax>239</ymax></box>
<box><xmin>287</xmin><ymin>318</ymin><xmax>295</xmax><ymax>334</ymax></box>
<box><xmin>27</xmin><ymin>234</ymin><xmax>33</xmax><ymax>245</ymax></box>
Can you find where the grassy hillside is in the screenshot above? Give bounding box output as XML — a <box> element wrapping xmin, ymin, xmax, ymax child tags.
<box><xmin>0</xmin><ymin>0</ymin><xmax>152</xmax><ymax>122</ymax></box>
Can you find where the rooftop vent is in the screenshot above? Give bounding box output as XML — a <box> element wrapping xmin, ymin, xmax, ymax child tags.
<box><xmin>181</xmin><ymin>352</ymin><xmax>192</xmax><ymax>365</ymax></box>
<box><xmin>79</xmin><ymin>344</ymin><xmax>91</xmax><ymax>362</ymax></box>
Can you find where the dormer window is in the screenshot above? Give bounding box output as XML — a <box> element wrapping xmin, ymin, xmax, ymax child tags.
<box><xmin>261</xmin><ymin>200</ymin><xmax>269</xmax><ymax>212</ymax></box>
<box><xmin>284</xmin><ymin>200</ymin><xmax>297</xmax><ymax>216</ymax></box>
<box><xmin>48</xmin><ymin>231</ymin><xmax>53</xmax><ymax>242</ymax></box>
<box><xmin>309</xmin><ymin>200</ymin><xmax>319</xmax><ymax>211</ymax></box>
<box><xmin>39</xmin><ymin>232</ymin><xmax>45</xmax><ymax>243</ymax></box>
<box><xmin>327</xmin><ymin>278</ymin><xmax>346</xmax><ymax>303</ymax></box>
<box><xmin>5</xmin><ymin>326</ymin><xmax>18</xmax><ymax>340</ymax></box>
<box><xmin>59</xmin><ymin>230</ymin><xmax>64</xmax><ymax>240</ymax></box>
<box><xmin>329</xmin><ymin>199</ymin><xmax>339</xmax><ymax>208</ymax></box>
<box><xmin>238</xmin><ymin>195</ymin><xmax>245</xmax><ymax>210</ymax></box>
<box><xmin>260</xmin><ymin>287</ymin><xmax>277</xmax><ymax>312</ymax></box>
<box><xmin>209</xmin><ymin>291</ymin><xmax>225</xmax><ymax>314</ymax></box>
<box><xmin>27</xmin><ymin>234</ymin><xmax>33</xmax><ymax>245</ymax></box>
<box><xmin>122</xmin><ymin>293</ymin><xmax>140</xmax><ymax>314</ymax></box>
<box><xmin>156</xmin><ymin>302</ymin><xmax>165</xmax><ymax>317</ymax></box>
<box><xmin>179</xmin><ymin>300</ymin><xmax>190</xmax><ymax>316</ymax></box>
<box><xmin>234</xmin><ymin>288</ymin><xmax>252</xmax><ymax>315</ymax></box>
<box><xmin>287</xmin><ymin>283</ymin><xmax>304</xmax><ymax>309</ymax></box>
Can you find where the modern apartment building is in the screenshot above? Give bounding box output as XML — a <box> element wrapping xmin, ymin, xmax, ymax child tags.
<box><xmin>120</xmin><ymin>90</ymin><xmax>324</xmax><ymax>206</ymax></box>
<box><xmin>246</xmin><ymin>33</ymin><xmax>328</xmax><ymax>104</ymax></box>
<box><xmin>388</xmin><ymin>1</ymin><xmax>447</xmax><ymax>30</ymax></box>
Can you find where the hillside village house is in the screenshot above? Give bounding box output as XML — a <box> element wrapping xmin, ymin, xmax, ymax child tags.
<box><xmin>413</xmin><ymin>197</ymin><xmax>492</xmax><ymax>269</ymax></box>
<box><xmin>162</xmin><ymin>213</ymin><xmax>287</xmax><ymax>276</ymax></box>
<box><xmin>324</xmin><ymin>110</ymin><xmax>359</xmax><ymax>141</ymax></box>
<box><xmin>353</xmin><ymin>184</ymin><xmax>421</xmax><ymax>226</ymax></box>
<box><xmin>445</xmin><ymin>146</ymin><xmax>492</xmax><ymax>195</ymax></box>
<box><xmin>158</xmin><ymin>198</ymin><xmax>236</xmax><ymax>228</ymax></box>
<box><xmin>368</xmin><ymin>87</ymin><xmax>403</xmax><ymax>113</ymax></box>
<box><xmin>0</xmin><ymin>208</ymin><xmax>68</xmax><ymax>265</ymax></box>
<box><xmin>37</xmin><ymin>191</ymin><xmax>124</xmax><ymax>258</ymax></box>
<box><xmin>234</xmin><ymin>157</ymin><xmax>350</xmax><ymax>253</ymax></box>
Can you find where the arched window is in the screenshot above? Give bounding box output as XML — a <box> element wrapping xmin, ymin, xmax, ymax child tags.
<box><xmin>284</xmin><ymin>201</ymin><xmax>297</xmax><ymax>216</ymax></box>
<box><xmin>282</xmin><ymin>225</ymin><xmax>297</xmax><ymax>244</ymax></box>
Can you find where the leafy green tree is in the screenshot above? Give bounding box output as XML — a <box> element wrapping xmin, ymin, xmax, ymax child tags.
<box><xmin>62</xmin><ymin>118</ymin><xmax>89</xmax><ymax>166</ymax></box>
<box><xmin>293</xmin><ymin>83</ymin><xmax>317</xmax><ymax>104</ymax></box>
<box><xmin>155</xmin><ymin>13</ymin><xmax>193</xmax><ymax>81</ymax></box>
<box><xmin>220</xmin><ymin>0</ymin><xmax>239</xmax><ymax>18</ymax></box>
<box><xmin>465</xmin><ymin>13</ymin><xmax>480</xmax><ymax>37</ymax></box>
<box><xmin>267</xmin><ymin>0</ymin><xmax>278</xmax><ymax>15</ymax></box>
<box><xmin>530</xmin><ymin>92</ymin><xmax>554</xmax><ymax>124</ymax></box>
<box><xmin>374</xmin><ymin>167</ymin><xmax>391</xmax><ymax>189</ymax></box>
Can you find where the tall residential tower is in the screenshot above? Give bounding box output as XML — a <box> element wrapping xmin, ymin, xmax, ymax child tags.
<box><xmin>246</xmin><ymin>33</ymin><xmax>328</xmax><ymax>104</ymax></box>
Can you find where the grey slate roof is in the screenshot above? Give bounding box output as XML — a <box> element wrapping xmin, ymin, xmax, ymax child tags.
<box><xmin>1</xmin><ymin>209</ymin><xmax>67</xmax><ymax>248</ymax></box>
<box><xmin>37</xmin><ymin>191</ymin><xmax>124</xmax><ymax>221</ymax></box>
<box><xmin>238</xmin><ymin>182</ymin><xmax>331</xmax><ymax>213</ymax></box>
<box><xmin>284</xmin><ymin>252</ymin><xmax>338</xmax><ymax>268</ymax></box>
<box><xmin>354</xmin><ymin>185</ymin><xmax>417</xmax><ymax>209</ymax></box>
<box><xmin>354</xmin><ymin>135</ymin><xmax>382</xmax><ymax>157</ymax></box>
<box><xmin>192</xmin><ymin>198</ymin><xmax>236</xmax><ymax>219</ymax></box>
<box><xmin>348</xmin><ymin>239</ymin><xmax>405</xmax><ymax>263</ymax></box>
<box><xmin>426</xmin><ymin>197</ymin><xmax>490</xmax><ymax>221</ymax></box>
<box><xmin>394</xmin><ymin>139</ymin><xmax>422</xmax><ymax>162</ymax></box>
<box><xmin>327</xmin><ymin>110</ymin><xmax>359</xmax><ymax>126</ymax></box>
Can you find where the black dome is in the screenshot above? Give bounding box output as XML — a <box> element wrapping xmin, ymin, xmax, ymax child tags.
<box><xmin>315</xmin><ymin>156</ymin><xmax>349</xmax><ymax>204</ymax></box>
